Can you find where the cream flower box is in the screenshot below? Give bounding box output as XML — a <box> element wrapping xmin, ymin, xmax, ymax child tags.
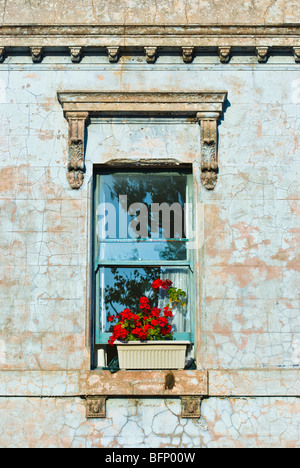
<box><xmin>115</xmin><ymin>341</ymin><xmax>190</xmax><ymax>370</ymax></box>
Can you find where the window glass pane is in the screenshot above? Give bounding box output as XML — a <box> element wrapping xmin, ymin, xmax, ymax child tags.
<box><xmin>96</xmin><ymin>171</ymin><xmax>190</xmax><ymax>243</ymax></box>
<box><xmin>98</xmin><ymin>266</ymin><xmax>191</xmax><ymax>335</ymax></box>
<box><xmin>98</xmin><ymin>239</ymin><xmax>188</xmax><ymax>262</ymax></box>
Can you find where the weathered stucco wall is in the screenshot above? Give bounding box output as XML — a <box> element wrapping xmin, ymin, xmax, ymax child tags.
<box><xmin>1</xmin><ymin>0</ymin><xmax>300</xmax><ymax>25</ymax></box>
<box><xmin>1</xmin><ymin>397</ymin><xmax>299</xmax><ymax>448</ymax></box>
<box><xmin>0</xmin><ymin>0</ymin><xmax>299</xmax><ymax>449</ymax></box>
<box><xmin>0</xmin><ymin>58</ymin><xmax>299</xmax><ymax>369</ymax></box>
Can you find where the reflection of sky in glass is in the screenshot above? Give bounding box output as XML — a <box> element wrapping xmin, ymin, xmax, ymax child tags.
<box><xmin>99</xmin><ymin>240</ymin><xmax>187</xmax><ymax>262</ymax></box>
<box><xmin>98</xmin><ymin>172</ymin><xmax>188</xmax><ymax>239</ymax></box>
<box><xmin>97</xmin><ymin>171</ymin><xmax>190</xmax><ymax>262</ymax></box>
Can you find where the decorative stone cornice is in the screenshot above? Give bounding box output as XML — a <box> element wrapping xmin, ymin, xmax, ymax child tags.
<box><xmin>218</xmin><ymin>47</ymin><xmax>231</xmax><ymax>63</ymax></box>
<box><xmin>144</xmin><ymin>47</ymin><xmax>157</xmax><ymax>63</ymax></box>
<box><xmin>30</xmin><ymin>46</ymin><xmax>43</xmax><ymax>63</ymax></box>
<box><xmin>0</xmin><ymin>25</ymin><xmax>299</xmax><ymax>49</ymax></box>
<box><xmin>0</xmin><ymin>25</ymin><xmax>299</xmax><ymax>63</ymax></box>
<box><xmin>58</xmin><ymin>91</ymin><xmax>227</xmax><ymax>190</ymax></box>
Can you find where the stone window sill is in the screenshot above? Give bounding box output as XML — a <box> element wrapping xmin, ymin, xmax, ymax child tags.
<box><xmin>80</xmin><ymin>370</ymin><xmax>208</xmax><ymax>397</ymax></box>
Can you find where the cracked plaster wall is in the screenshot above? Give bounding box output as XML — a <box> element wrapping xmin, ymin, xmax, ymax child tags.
<box><xmin>0</xmin><ymin>47</ymin><xmax>299</xmax><ymax>447</ymax></box>
<box><xmin>0</xmin><ymin>0</ymin><xmax>300</xmax><ymax>25</ymax></box>
<box><xmin>0</xmin><ymin>397</ymin><xmax>299</xmax><ymax>448</ymax></box>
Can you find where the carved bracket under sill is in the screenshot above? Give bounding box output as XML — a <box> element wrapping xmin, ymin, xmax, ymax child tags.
<box><xmin>85</xmin><ymin>396</ymin><xmax>107</xmax><ymax>419</ymax></box>
<box><xmin>59</xmin><ymin>91</ymin><xmax>227</xmax><ymax>190</ymax></box>
<box><xmin>181</xmin><ymin>396</ymin><xmax>204</xmax><ymax>418</ymax></box>
<box><xmin>85</xmin><ymin>395</ymin><xmax>203</xmax><ymax>419</ymax></box>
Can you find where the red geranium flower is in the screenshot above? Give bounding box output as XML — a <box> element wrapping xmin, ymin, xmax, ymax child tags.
<box><xmin>152</xmin><ymin>279</ymin><xmax>163</xmax><ymax>290</ymax></box>
<box><xmin>162</xmin><ymin>279</ymin><xmax>173</xmax><ymax>290</ymax></box>
<box><xmin>151</xmin><ymin>307</ymin><xmax>161</xmax><ymax>318</ymax></box>
<box><xmin>139</xmin><ymin>296</ymin><xmax>151</xmax><ymax>310</ymax></box>
<box><xmin>152</xmin><ymin>278</ymin><xmax>173</xmax><ymax>290</ymax></box>
<box><xmin>163</xmin><ymin>307</ymin><xmax>173</xmax><ymax>318</ymax></box>
<box><xmin>108</xmin><ymin>278</ymin><xmax>185</xmax><ymax>345</ymax></box>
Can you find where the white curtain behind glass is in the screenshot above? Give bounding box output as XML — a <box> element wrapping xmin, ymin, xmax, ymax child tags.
<box><xmin>158</xmin><ymin>268</ymin><xmax>190</xmax><ymax>334</ymax></box>
<box><xmin>158</xmin><ymin>179</ymin><xmax>191</xmax><ymax>335</ymax></box>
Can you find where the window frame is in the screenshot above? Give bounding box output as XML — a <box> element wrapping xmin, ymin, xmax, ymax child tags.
<box><xmin>92</xmin><ymin>166</ymin><xmax>196</xmax><ymax>347</ymax></box>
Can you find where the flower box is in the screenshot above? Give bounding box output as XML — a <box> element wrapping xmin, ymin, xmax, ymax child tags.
<box><xmin>116</xmin><ymin>341</ymin><xmax>190</xmax><ymax>370</ymax></box>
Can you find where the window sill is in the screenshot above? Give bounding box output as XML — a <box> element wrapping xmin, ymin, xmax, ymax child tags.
<box><xmin>79</xmin><ymin>370</ymin><xmax>208</xmax><ymax>397</ymax></box>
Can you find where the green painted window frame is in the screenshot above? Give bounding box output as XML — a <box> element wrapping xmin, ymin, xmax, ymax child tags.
<box><xmin>93</xmin><ymin>167</ymin><xmax>195</xmax><ymax>346</ymax></box>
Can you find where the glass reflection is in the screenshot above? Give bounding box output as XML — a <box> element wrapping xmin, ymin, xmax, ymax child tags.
<box><xmin>97</xmin><ymin>171</ymin><xmax>189</xmax><ymax>241</ymax></box>
<box><xmin>98</xmin><ymin>239</ymin><xmax>187</xmax><ymax>262</ymax></box>
<box><xmin>99</xmin><ymin>267</ymin><xmax>190</xmax><ymax>335</ymax></box>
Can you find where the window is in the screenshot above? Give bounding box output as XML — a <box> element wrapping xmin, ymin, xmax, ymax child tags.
<box><xmin>93</xmin><ymin>168</ymin><xmax>195</xmax><ymax>365</ymax></box>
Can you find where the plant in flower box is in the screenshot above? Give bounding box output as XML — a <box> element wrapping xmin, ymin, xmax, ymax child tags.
<box><xmin>107</xmin><ymin>279</ymin><xmax>189</xmax><ymax>370</ymax></box>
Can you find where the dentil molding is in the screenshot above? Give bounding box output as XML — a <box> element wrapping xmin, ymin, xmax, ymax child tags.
<box><xmin>0</xmin><ymin>24</ymin><xmax>300</xmax><ymax>63</ymax></box>
<box><xmin>58</xmin><ymin>91</ymin><xmax>228</xmax><ymax>190</ymax></box>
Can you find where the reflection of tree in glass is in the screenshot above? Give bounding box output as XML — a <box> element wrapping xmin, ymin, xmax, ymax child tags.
<box><xmin>158</xmin><ymin>240</ymin><xmax>186</xmax><ymax>261</ymax></box>
<box><xmin>104</xmin><ymin>267</ymin><xmax>160</xmax><ymax>319</ymax></box>
<box><xmin>109</xmin><ymin>172</ymin><xmax>188</xmax><ymax>240</ymax></box>
<box><xmin>130</xmin><ymin>248</ymin><xmax>139</xmax><ymax>261</ymax></box>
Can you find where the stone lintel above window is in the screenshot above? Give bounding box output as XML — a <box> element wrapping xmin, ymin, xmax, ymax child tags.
<box><xmin>58</xmin><ymin>91</ymin><xmax>228</xmax><ymax>190</ymax></box>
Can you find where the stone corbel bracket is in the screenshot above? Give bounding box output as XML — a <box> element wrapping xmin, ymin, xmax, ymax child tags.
<box><xmin>85</xmin><ymin>396</ymin><xmax>107</xmax><ymax>418</ymax></box>
<box><xmin>181</xmin><ymin>396</ymin><xmax>204</xmax><ymax>418</ymax></box>
<box><xmin>69</xmin><ymin>47</ymin><xmax>82</xmax><ymax>63</ymax></box>
<box><xmin>197</xmin><ymin>112</ymin><xmax>222</xmax><ymax>190</ymax></box>
<box><xmin>256</xmin><ymin>46</ymin><xmax>270</xmax><ymax>63</ymax></box>
<box><xmin>182</xmin><ymin>47</ymin><xmax>194</xmax><ymax>63</ymax></box>
<box><xmin>30</xmin><ymin>47</ymin><xmax>43</xmax><ymax>63</ymax></box>
<box><xmin>107</xmin><ymin>46</ymin><xmax>119</xmax><ymax>62</ymax></box>
<box><xmin>0</xmin><ymin>47</ymin><xmax>5</xmax><ymax>63</ymax></box>
<box><xmin>58</xmin><ymin>91</ymin><xmax>227</xmax><ymax>190</ymax></box>
<box><xmin>65</xmin><ymin>111</ymin><xmax>89</xmax><ymax>189</ymax></box>
<box><xmin>218</xmin><ymin>47</ymin><xmax>231</xmax><ymax>63</ymax></box>
<box><xmin>144</xmin><ymin>47</ymin><xmax>158</xmax><ymax>63</ymax></box>
<box><xmin>294</xmin><ymin>47</ymin><xmax>300</xmax><ymax>63</ymax></box>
